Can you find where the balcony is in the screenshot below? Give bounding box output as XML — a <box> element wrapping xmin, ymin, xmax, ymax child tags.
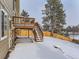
<box><xmin>12</xmin><ymin>16</ymin><xmax>35</xmax><ymax>29</ymax></box>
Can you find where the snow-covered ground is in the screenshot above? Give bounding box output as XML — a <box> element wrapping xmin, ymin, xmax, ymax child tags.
<box><xmin>8</xmin><ymin>37</ymin><xmax>79</xmax><ymax>59</ymax></box>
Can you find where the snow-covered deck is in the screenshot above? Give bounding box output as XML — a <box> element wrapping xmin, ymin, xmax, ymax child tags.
<box><xmin>8</xmin><ymin>37</ymin><xmax>79</xmax><ymax>59</ymax></box>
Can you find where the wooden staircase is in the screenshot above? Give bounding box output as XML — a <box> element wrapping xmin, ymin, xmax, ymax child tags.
<box><xmin>33</xmin><ymin>23</ymin><xmax>43</xmax><ymax>42</ymax></box>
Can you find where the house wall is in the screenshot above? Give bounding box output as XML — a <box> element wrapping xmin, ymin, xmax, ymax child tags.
<box><xmin>0</xmin><ymin>38</ymin><xmax>9</xmax><ymax>59</ymax></box>
<box><xmin>0</xmin><ymin>0</ymin><xmax>15</xmax><ymax>16</ymax></box>
<box><xmin>0</xmin><ymin>0</ymin><xmax>20</xmax><ymax>59</ymax></box>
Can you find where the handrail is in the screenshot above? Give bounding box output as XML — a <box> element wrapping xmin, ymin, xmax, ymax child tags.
<box><xmin>34</xmin><ymin>23</ymin><xmax>43</xmax><ymax>40</ymax></box>
<box><xmin>13</xmin><ymin>16</ymin><xmax>35</xmax><ymax>19</ymax></box>
<box><xmin>38</xmin><ymin>25</ymin><xmax>43</xmax><ymax>39</ymax></box>
<box><xmin>13</xmin><ymin>22</ymin><xmax>34</xmax><ymax>24</ymax></box>
<box><xmin>35</xmin><ymin>23</ymin><xmax>43</xmax><ymax>38</ymax></box>
<box><xmin>12</xmin><ymin>16</ymin><xmax>35</xmax><ymax>24</ymax></box>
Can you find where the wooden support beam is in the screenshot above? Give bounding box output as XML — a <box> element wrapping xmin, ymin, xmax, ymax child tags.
<box><xmin>28</xmin><ymin>29</ymin><xmax>29</xmax><ymax>38</ymax></box>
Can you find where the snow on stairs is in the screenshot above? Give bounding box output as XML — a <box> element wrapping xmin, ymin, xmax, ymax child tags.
<box><xmin>34</xmin><ymin>24</ymin><xmax>43</xmax><ymax>42</ymax></box>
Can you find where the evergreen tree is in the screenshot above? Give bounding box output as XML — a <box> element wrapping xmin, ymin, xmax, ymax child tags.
<box><xmin>21</xmin><ymin>10</ymin><xmax>29</xmax><ymax>17</ymax></box>
<box><xmin>66</xmin><ymin>26</ymin><xmax>72</xmax><ymax>32</ymax></box>
<box><xmin>42</xmin><ymin>0</ymin><xmax>66</xmax><ymax>34</ymax></box>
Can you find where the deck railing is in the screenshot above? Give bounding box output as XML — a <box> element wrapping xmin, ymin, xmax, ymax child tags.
<box><xmin>13</xmin><ymin>16</ymin><xmax>35</xmax><ymax>24</ymax></box>
<box><xmin>12</xmin><ymin>16</ymin><xmax>35</xmax><ymax>29</ymax></box>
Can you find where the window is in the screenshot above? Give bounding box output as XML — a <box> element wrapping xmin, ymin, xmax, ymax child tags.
<box><xmin>13</xmin><ymin>0</ymin><xmax>16</xmax><ymax>10</ymax></box>
<box><xmin>0</xmin><ymin>9</ymin><xmax>8</xmax><ymax>38</ymax></box>
<box><xmin>1</xmin><ymin>11</ymin><xmax>4</xmax><ymax>37</ymax></box>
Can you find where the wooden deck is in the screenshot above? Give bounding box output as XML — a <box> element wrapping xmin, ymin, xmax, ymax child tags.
<box><xmin>12</xmin><ymin>16</ymin><xmax>43</xmax><ymax>42</ymax></box>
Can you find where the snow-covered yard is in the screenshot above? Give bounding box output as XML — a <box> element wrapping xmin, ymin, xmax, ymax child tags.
<box><xmin>8</xmin><ymin>37</ymin><xmax>79</xmax><ymax>59</ymax></box>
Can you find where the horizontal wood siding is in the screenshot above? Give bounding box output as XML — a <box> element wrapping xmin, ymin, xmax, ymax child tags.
<box><xmin>0</xmin><ymin>39</ymin><xmax>9</xmax><ymax>59</ymax></box>
<box><xmin>0</xmin><ymin>0</ymin><xmax>15</xmax><ymax>16</ymax></box>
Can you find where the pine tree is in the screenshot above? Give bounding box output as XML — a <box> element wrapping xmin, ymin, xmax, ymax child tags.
<box><xmin>42</xmin><ymin>0</ymin><xmax>66</xmax><ymax>34</ymax></box>
<box><xmin>21</xmin><ymin>10</ymin><xmax>29</xmax><ymax>17</ymax></box>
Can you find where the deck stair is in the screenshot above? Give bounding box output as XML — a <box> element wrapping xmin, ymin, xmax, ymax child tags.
<box><xmin>34</xmin><ymin>23</ymin><xmax>43</xmax><ymax>42</ymax></box>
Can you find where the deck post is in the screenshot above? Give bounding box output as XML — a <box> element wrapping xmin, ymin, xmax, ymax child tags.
<box><xmin>28</xmin><ymin>29</ymin><xmax>29</xmax><ymax>38</ymax></box>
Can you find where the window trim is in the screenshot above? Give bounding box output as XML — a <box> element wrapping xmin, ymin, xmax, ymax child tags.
<box><xmin>13</xmin><ymin>0</ymin><xmax>16</xmax><ymax>10</ymax></box>
<box><xmin>1</xmin><ymin>36</ymin><xmax>8</xmax><ymax>41</ymax></box>
<box><xmin>0</xmin><ymin>9</ymin><xmax>8</xmax><ymax>40</ymax></box>
<box><xmin>0</xmin><ymin>9</ymin><xmax>8</xmax><ymax>15</ymax></box>
<box><xmin>1</xmin><ymin>11</ymin><xmax>5</xmax><ymax>37</ymax></box>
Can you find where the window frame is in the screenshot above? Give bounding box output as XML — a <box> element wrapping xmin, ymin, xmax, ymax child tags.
<box><xmin>13</xmin><ymin>0</ymin><xmax>16</xmax><ymax>10</ymax></box>
<box><xmin>1</xmin><ymin>11</ymin><xmax>5</xmax><ymax>37</ymax></box>
<box><xmin>0</xmin><ymin>9</ymin><xmax>8</xmax><ymax>40</ymax></box>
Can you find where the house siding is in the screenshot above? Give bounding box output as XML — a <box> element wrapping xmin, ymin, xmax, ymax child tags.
<box><xmin>0</xmin><ymin>38</ymin><xmax>9</xmax><ymax>59</ymax></box>
<box><xmin>0</xmin><ymin>0</ymin><xmax>18</xmax><ymax>59</ymax></box>
<box><xmin>0</xmin><ymin>0</ymin><xmax>15</xmax><ymax>16</ymax></box>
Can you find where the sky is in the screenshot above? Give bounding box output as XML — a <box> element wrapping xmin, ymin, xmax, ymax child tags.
<box><xmin>61</xmin><ymin>0</ymin><xmax>79</xmax><ymax>26</ymax></box>
<box><xmin>20</xmin><ymin>0</ymin><xmax>79</xmax><ymax>26</ymax></box>
<box><xmin>20</xmin><ymin>0</ymin><xmax>46</xmax><ymax>24</ymax></box>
